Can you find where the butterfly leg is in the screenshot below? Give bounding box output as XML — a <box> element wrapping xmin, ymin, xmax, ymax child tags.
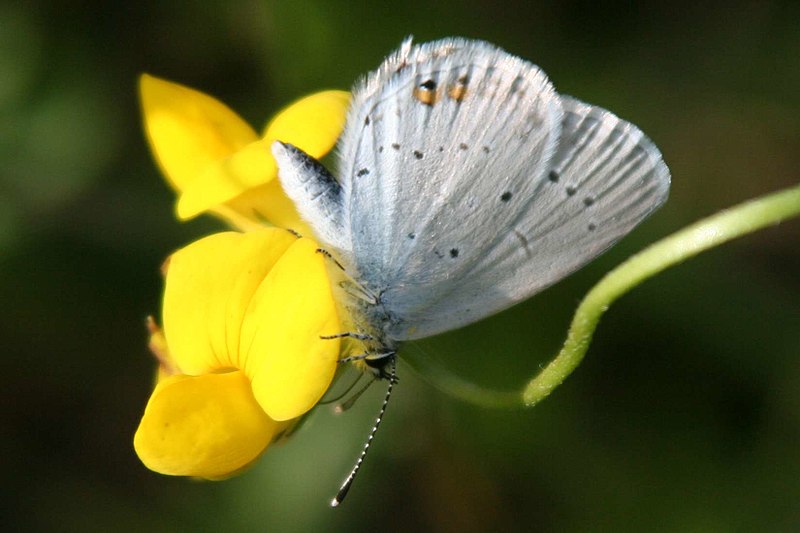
<box><xmin>314</xmin><ymin>247</ymin><xmax>380</xmax><ymax>304</ymax></box>
<box><xmin>338</xmin><ymin>351</ymin><xmax>396</xmax><ymax>367</ymax></box>
<box><xmin>320</xmin><ymin>332</ymin><xmax>374</xmax><ymax>341</ymax></box>
<box><xmin>315</xmin><ymin>248</ymin><xmax>345</xmax><ymax>271</ymax></box>
<box><xmin>339</xmin><ymin>280</ymin><xmax>380</xmax><ymax>306</ymax></box>
<box><xmin>358</xmin><ymin>352</ymin><xmax>399</xmax><ymax>383</ymax></box>
<box><xmin>338</xmin><ymin>352</ymin><xmax>371</xmax><ymax>364</ymax></box>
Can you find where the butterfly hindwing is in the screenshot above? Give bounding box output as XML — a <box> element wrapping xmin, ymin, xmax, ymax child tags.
<box><xmin>384</xmin><ymin>94</ymin><xmax>670</xmax><ymax>340</ymax></box>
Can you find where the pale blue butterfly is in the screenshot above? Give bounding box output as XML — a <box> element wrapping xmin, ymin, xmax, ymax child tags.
<box><xmin>272</xmin><ymin>37</ymin><xmax>670</xmax><ymax>505</ymax></box>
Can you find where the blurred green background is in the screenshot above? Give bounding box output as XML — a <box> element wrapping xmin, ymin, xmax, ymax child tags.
<box><xmin>2</xmin><ymin>1</ymin><xmax>799</xmax><ymax>531</ymax></box>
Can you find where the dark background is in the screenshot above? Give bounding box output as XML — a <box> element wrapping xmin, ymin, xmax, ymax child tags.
<box><xmin>2</xmin><ymin>2</ymin><xmax>799</xmax><ymax>531</ymax></box>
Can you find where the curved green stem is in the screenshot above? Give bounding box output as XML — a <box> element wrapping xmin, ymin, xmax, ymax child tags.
<box><xmin>408</xmin><ymin>184</ymin><xmax>800</xmax><ymax>409</ymax></box>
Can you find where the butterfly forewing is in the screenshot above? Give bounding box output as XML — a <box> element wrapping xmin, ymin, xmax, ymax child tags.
<box><xmin>339</xmin><ymin>39</ymin><xmax>563</xmax><ymax>326</ymax></box>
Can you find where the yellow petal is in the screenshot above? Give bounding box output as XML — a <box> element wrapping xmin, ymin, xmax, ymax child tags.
<box><xmin>263</xmin><ymin>90</ymin><xmax>351</xmax><ymax>159</ymax></box>
<box><xmin>221</xmin><ymin>179</ymin><xmax>315</xmax><ymax>236</ymax></box>
<box><xmin>176</xmin><ymin>139</ymin><xmax>276</xmax><ymax>220</ymax></box>
<box><xmin>162</xmin><ymin>229</ymin><xmax>297</xmax><ymax>374</ymax></box>
<box><xmin>176</xmin><ymin>90</ymin><xmax>350</xmax><ymax>224</ymax></box>
<box><xmin>241</xmin><ymin>237</ymin><xmax>340</xmax><ymax>421</ymax></box>
<box><xmin>134</xmin><ymin>371</ymin><xmax>283</xmax><ymax>479</ymax></box>
<box><xmin>139</xmin><ymin>74</ymin><xmax>258</xmax><ymax>193</ymax></box>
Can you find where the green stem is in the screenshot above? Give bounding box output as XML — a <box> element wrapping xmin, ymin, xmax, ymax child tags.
<box><xmin>408</xmin><ymin>184</ymin><xmax>800</xmax><ymax>408</ymax></box>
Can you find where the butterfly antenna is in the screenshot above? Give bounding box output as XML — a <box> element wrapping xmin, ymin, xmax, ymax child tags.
<box><xmin>330</xmin><ymin>356</ymin><xmax>397</xmax><ymax>507</ymax></box>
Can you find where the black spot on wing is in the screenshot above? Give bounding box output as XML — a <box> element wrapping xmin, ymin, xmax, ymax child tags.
<box><xmin>509</xmin><ymin>76</ymin><xmax>525</xmax><ymax>94</ymax></box>
<box><xmin>419</xmin><ymin>79</ymin><xmax>436</xmax><ymax>90</ymax></box>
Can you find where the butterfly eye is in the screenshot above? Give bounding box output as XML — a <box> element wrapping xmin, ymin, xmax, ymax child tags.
<box><xmin>413</xmin><ymin>79</ymin><xmax>438</xmax><ymax>106</ymax></box>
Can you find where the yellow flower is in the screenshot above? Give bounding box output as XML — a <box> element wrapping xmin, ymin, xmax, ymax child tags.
<box><xmin>139</xmin><ymin>73</ymin><xmax>349</xmax><ymax>233</ymax></box>
<box><xmin>134</xmin><ymin>75</ymin><xmax>349</xmax><ymax>478</ymax></box>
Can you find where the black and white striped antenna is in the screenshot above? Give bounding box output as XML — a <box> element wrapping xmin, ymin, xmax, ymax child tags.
<box><xmin>330</xmin><ymin>356</ymin><xmax>397</xmax><ymax>507</ymax></box>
